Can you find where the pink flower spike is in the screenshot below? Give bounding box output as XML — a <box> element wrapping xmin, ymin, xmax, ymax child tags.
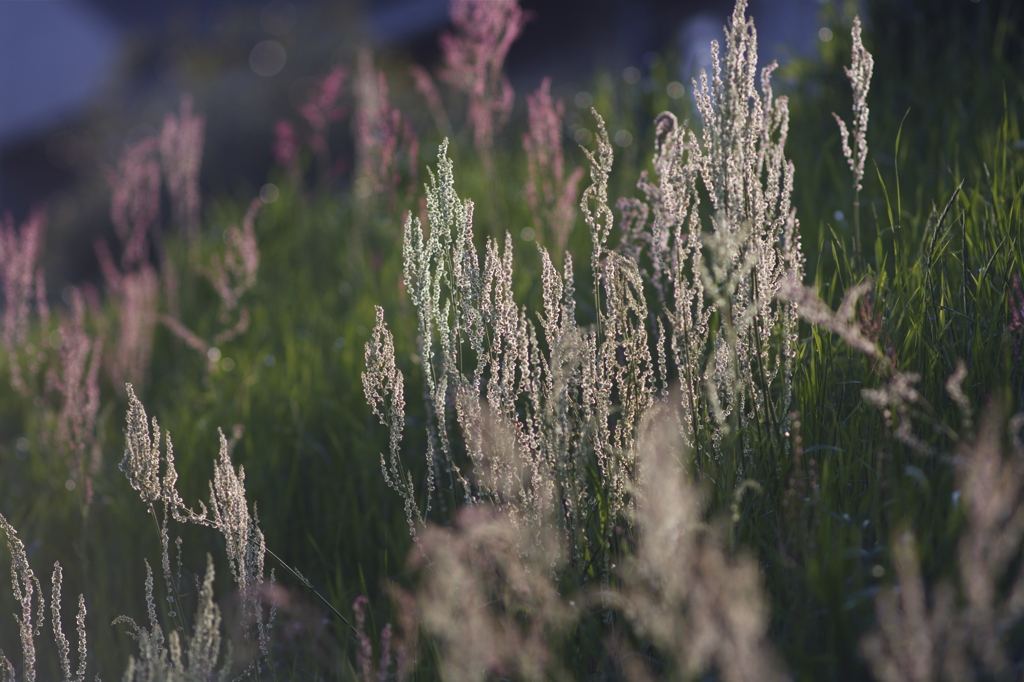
<box><xmin>300</xmin><ymin>66</ymin><xmax>347</xmax><ymax>153</ymax></box>
<box><xmin>159</xmin><ymin>93</ymin><xmax>205</xmax><ymax>242</ymax></box>
<box><xmin>34</xmin><ymin>268</ymin><xmax>48</xmax><ymax>333</ymax></box>
<box><xmin>0</xmin><ymin>209</ymin><xmax>47</xmax><ymax>393</ymax></box>
<box><xmin>439</xmin><ymin>0</ymin><xmax>529</xmax><ymax>165</ymax></box>
<box><xmin>273</xmin><ymin>120</ymin><xmax>299</xmax><ymax>172</ymax></box>
<box><xmin>1010</xmin><ymin>274</ymin><xmax>1024</xmax><ymax>331</ymax></box>
<box><xmin>207</xmin><ymin>199</ymin><xmax>261</xmax><ymax>317</ymax></box>
<box><xmin>0</xmin><ymin>209</ymin><xmax>45</xmax><ymax>339</ymax></box>
<box><xmin>355</xmin><ymin>52</ymin><xmax>419</xmax><ymax>200</ymax></box>
<box><xmin>49</xmin><ymin>287</ymin><xmax>104</xmax><ymax>511</ymax></box>
<box><xmin>1009</xmin><ymin>273</ymin><xmax>1024</xmax><ymax>360</ymax></box>
<box><xmin>523</xmin><ymin>77</ymin><xmax>583</xmax><ymax>256</ymax></box>
<box><xmin>108</xmin><ymin>137</ymin><xmax>161</xmax><ymax>270</ymax></box>
<box><xmin>111</xmin><ymin>264</ymin><xmax>160</xmax><ymax>387</ymax></box>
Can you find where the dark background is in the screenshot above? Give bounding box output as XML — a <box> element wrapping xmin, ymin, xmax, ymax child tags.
<box><xmin>0</xmin><ymin>0</ymin><xmax>826</xmax><ymax>225</ymax></box>
<box><xmin>4</xmin><ymin>0</ymin><xmax>1018</xmax><ymax>294</ymax></box>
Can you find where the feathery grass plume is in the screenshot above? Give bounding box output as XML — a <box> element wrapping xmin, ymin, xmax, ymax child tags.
<box><xmin>408</xmin><ymin>504</ymin><xmax>573</xmax><ymax>682</ymax></box>
<box><xmin>580</xmin><ymin>109</ymin><xmax>615</xmax><ymax>268</ymax></box>
<box><xmin>116</xmin><ymin>555</ymin><xmax>231</xmax><ymax>681</ymax></box>
<box><xmin>300</xmin><ymin>66</ymin><xmax>347</xmax><ymax>155</ymax></box>
<box><xmin>777</xmin><ymin>278</ymin><xmax>881</xmax><ymax>360</ymax></box>
<box><xmin>108</xmin><ymin>137</ymin><xmax>161</xmax><ymax>272</ymax></box>
<box><xmin>592</xmin><ymin>247</ymin><xmax>655</xmax><ymax>514</ymax></box>
<box><xmin>438</xmin><ymin>0</ymin><xmax>528</xmax><ymax>169</ymax></box>
<box><xmin>352</xmin><ymin>596</ymin><xmax>374</xmax><ymax>681</ymax></box>
<box><xmin>618</xmin><ymin>112</ymin><xmax>711</xmax><ymax>454</ymax></box>
<box><xmin>523</xmin><ymin>77</ymin><xmax>584</xmax><ymax>260</ymax></box>
<box><xmin>859</xmin><ymin>405</ymin><xmax>1024</xmax><ymax>681</ymax></box>
<box><xmin>1008</xmin><ymin>273</ymin><xmax>1024</xmax><ymax>362</ymax></box>
<box><xmin>606</xmin><ymin>402</ymin><xmax>787</xmax><ymax>682</ymax></box>
<box><xmin>73</xmin><ymin>595</ymin><xmax>86</xmax><ymax>682</ymax></box>
<box><xmin>354</xmin><ymin>50</ymin><xmax>419</xmax><ymax>204</ymax></box>
<box><xmin>456</xmin><ymin>392</ymin><xmax>567</xmax><ymax>560</ymax></box>
<box><xmin>833</xmin><ymin>15</ymin><xmax>873</xmax><ymax>254</ymax></box>
<box><xmin>833</xmin><ymin>16</ymin><xmax>873</xmax><ymax>192</ymax></box>
<box><xmin>206</xmin><ymin>199</ymin><xmax>260</xmax><ymax>320</ymax></box>
<box><xmin>299</xmin><ymin>66</ymin><xmax>347</xmax><ymax>186</ymax></box>
<box><xmin>100</xmin><ymin>126</ymin><xmax>186</xmax><ymax>386</ymax></box>
<box><xmin>578</xmin><ymin>116</ymin><xmax>655</xmax><ymax>535</ymax></box>
<box><xmin>862</xmin><ymin>371</ymin><xmax>936</xmax><ymax>456</ymax></box>
<box><xmin>121</xmin><ymin>383</ymin><xmax>190</xmax><ymax>637</ymax></box>
<box><xmin>108</xmin><ymin>264</ymin><xmax>160</xmax><ymax>388</ymax></box>
<box><xmin>0</xmin><ymin>522</ymin><xmax>90</xmax><ymax>682</ymax></box>
<box><xmin>159</xmin><ymin>93</ymin><xmax>205</xmax><ymax>244</ymax></box>
<box><xmin>690</xmin><ymin>0</ymin><xmax>802</xmax><ymax>464</ymax></box>
<box><xmin>372</xmin><ymin>131</ymin><xmax>659</xmax><ymax>579</ymax></box>
<box><xmin>352</xmin><ymin>595</ymin><xmax>414</xmax><ymax>682</ymax></box>
<box><xmin>121</xmin><ymin>384</ymin><xmax>273</xmax><ymax>672</ymax></box>
<box><xmin>50</xmin><ymin>562</ymin><xmax>87</xmax><ymax>682</ymax></box>
<box><xmin>363</xmin><ymin>306</ymin><xmax>421</xmax><ymax>544</ymax></box>
<box><xmin>858</xmin><ymin>529</ymin><xmax>959</xmax><ymax>682</ymax></box>
<box><xmin>399</xmin><ymin>137</ymin><xmax>475</xmax><ymax>508</ymax></box>
<box><xmin>47</xmin><ymin>288</ymin><xmax>103</xmax><ymax>512</ymax></box>
<box><xmin>953</xmin><ymin>405</ymin><xmax>1024</xmax><ymax>676</ymax></box>
<box><xmin>121</xmin><ymin>383</ymin><xmax>175</xmax><ymax>507</ymax></box>
<box><xmin>162</xmin><ymin>199</ymin><xmax>262</xmax><ymax>356</ymax></box>
<box><xmin>577</xmin><ymin>112</ymin><xmax>657</xmax><ymax>540</ymax></box>
<box><xmin>207</xmin><ymin>428</ymin><xmax>271</xmax><ymax>663</ymax></box>
<box><xmin>112</xmin><ymin>563</ymin><xmax>167</xmax><ymax>680</ymax></box>
<box><xmin>400</xmin><ymin>399</ymin><xmax>785</xmax><ymax>679</ymax></box>
<box><xmin>0</xmin><ymin>209</ymin><xmax>48</xmax><ymax>396</ymax></box>
<box><xmin>618</xmin><ymin>0</ymin><xmax>803</xmax><ymax>468</ymax></box>
<box><xmin>0</xmin><ymin>513</ymin><xmax>44</xmax><ymax>682</ymax></box>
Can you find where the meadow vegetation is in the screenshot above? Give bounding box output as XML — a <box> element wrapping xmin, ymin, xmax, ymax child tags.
<box><xmin>0</xmin><ymin>0</ymin><xmax>1022</xmax><ymax>679</ymax></box>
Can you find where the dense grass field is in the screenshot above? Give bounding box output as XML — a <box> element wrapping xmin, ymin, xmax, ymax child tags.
<box><xmin>1</xmin><ymin>0</ymin><xmax>1023</xmax><ymax>679</ymax></box>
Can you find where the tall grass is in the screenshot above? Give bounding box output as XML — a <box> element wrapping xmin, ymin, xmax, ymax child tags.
<box><xmin>0</xmin><ymin>0</ymin><xmax>1021</xmax><ymax>678</ymax></box>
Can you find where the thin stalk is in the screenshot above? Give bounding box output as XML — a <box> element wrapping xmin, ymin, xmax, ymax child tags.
<box><xmin>149</xmin><ymin>505</ymin><xmax>188</xmax><ymax>638</ymax></box>
<box><xmin>263</xmin><ymin>548</ymin><xmax>361</xmax><ymax>642</ymax></box>
<box><xmin>853</xmin><ymin>186</ymin><xmax>862</xmax><ymax>266</ymax></box>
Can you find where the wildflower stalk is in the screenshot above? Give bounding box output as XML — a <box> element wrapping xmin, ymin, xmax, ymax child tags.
<box><xmin>147</xmin><ymin>505</ymin><xmax>189</xmax><ymax>640</ymax></box>
<box><xmin>121</xmin><ymin>384</ymin><xmax>275</xmax><ymax>673</ymax></box>
<box><xmin>833</xmin><ymin>16</ymin><xmax>874</xmax><ymax>261</ymax></box>
<box><xmin>438</xmin><ymin>0</ymin><xmax>528</xmax><ymax>173</ymax></box>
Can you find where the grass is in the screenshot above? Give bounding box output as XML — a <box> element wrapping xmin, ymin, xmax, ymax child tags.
<box><xmin>1</xmin><ymin>0</ymin><xmax>1023</xmax><ymax>678</ymax></box>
